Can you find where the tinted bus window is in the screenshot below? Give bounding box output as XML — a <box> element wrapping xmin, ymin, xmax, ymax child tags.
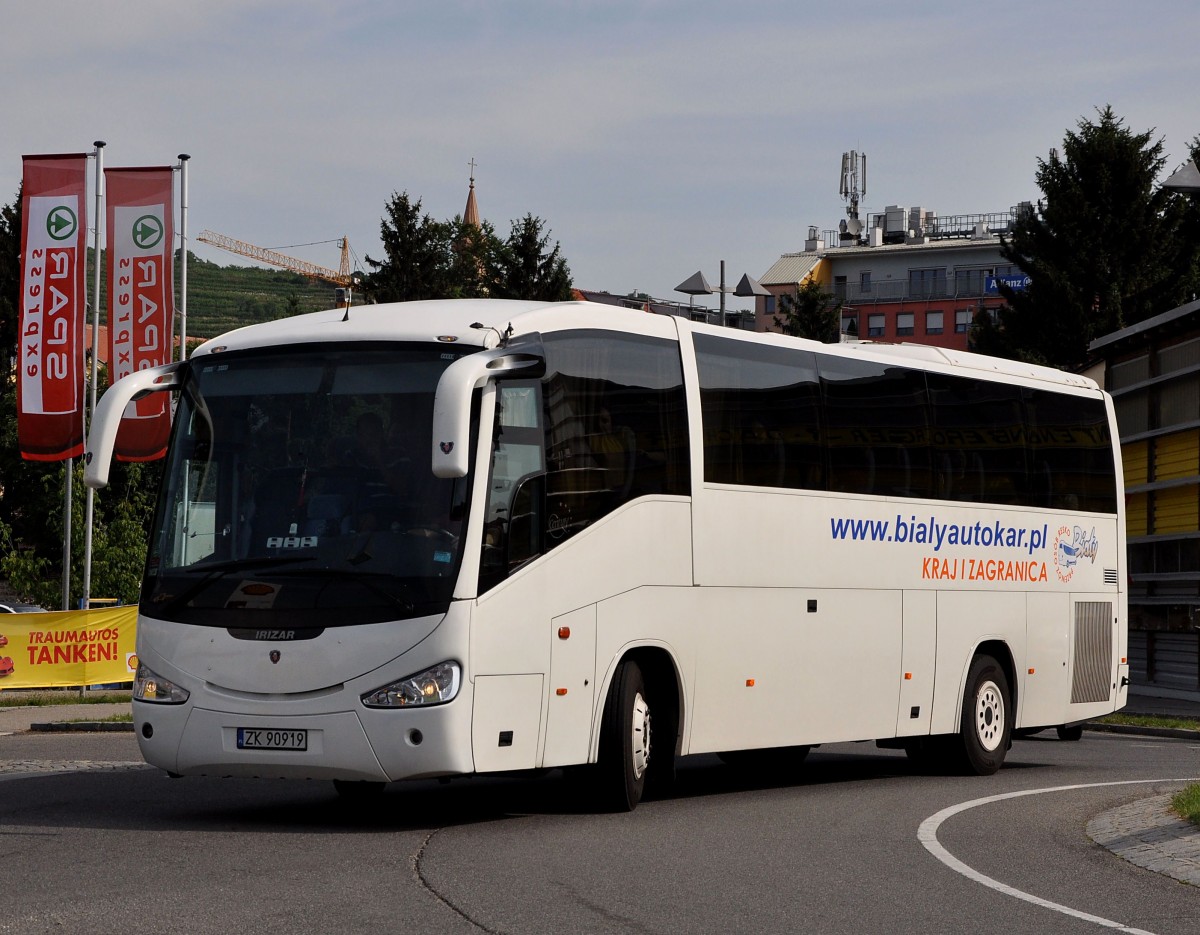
<box><xmin>818</xmin><ymin>356</ymin><xmax>933</xmax><ymax>498</ymax></box>
<box><xmin>541</xmin><ymin>331</ymin><xmax>689</xmax><ymax>545</ymax></box>
<box><xmin>694</xmin><ymin>335</ymin><xmax>823</xmax><ymax>489</ymax></box>
<box><xmin>927</xmin><ymin>372</ymin><xmax>1027</xmax><ymax>506</ymax></box>
<box><xmin>1025</xmin><ymin>389</ymin><xmax>1117</xmax><ymax>513</ymax></box>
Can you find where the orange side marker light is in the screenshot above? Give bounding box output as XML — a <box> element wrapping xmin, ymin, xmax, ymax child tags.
<box><xmin>558</xmin><ymin>627</ymin><xmax>570</xmax><ymax>639</ymax></box>
<box><xmin>555</xmin><ymin>688</ymin><xmax>568</xmax><ymax>696</ymax></box>
<box><xmin>745</xmin><ymin>678</ymin><xmax>755</xmax><ymax>687</ymax></box>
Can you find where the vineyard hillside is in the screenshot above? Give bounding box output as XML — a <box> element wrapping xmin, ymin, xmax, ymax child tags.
<box><xmin>179</xmin><ymin>253</ymin><xmax>344</xmax><ymax>338</ymax></box>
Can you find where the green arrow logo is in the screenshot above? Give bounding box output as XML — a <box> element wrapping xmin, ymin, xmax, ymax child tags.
<box><xmin>132</xmin><ymin>214</ymin><xmax>164</xmax><ymax>249</ymax></box>
<box><xmin>46</xmin><ymin>206</ymin><xmax>77</xmax><ymax>241</ymax></box>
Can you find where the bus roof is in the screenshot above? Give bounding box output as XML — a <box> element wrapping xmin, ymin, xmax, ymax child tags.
<box><xmin>189</xmin><ymin>299</ymin><xmax>679</xmax><ymax>357</ymax></box>
<box><xmin>191</xmin><ymin>298</ymin><xmax>1097</xmax><ymax>392</ymax></box>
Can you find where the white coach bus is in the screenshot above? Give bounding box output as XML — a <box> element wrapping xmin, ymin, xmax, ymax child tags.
<box><xmin>85</xmin><ymin>299</ymin><xmax>1127</xmax><ymax>809</ymax></box>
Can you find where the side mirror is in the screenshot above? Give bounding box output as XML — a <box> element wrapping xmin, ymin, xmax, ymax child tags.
<box><xmin>432</xmin><ymin>342</ymin><xmax>544</xmax><ymax>479</ymax></box>
<box><xmin>84</xmin><ymin>362</ymin><xmax>183</xmax><ymax>488</ymax></box>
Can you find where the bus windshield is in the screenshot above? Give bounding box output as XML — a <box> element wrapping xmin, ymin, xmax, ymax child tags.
<box><xmin>142</xmin><ymin>343</ymin><xmax>477</xmax><ymax>629</ymax></box>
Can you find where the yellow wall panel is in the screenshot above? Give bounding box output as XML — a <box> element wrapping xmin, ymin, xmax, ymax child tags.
<box><xmin>1126</xmin><ymin>492</ymin><xmax>1148</xmax><ymax>537</ymax></box>
<box><xmin>1154</xmin><ymin>431</ymin><xmax>1199</xmax><ymax>481</ymax></box>
<box><xmin>1153</xmin><ymin>486</ymin><xmax>1199</xmax><ymax>534</ymax></box>
<box><xmin>1122</xmin><ymin>440</ymin><xmax>1148</xmax><ymax>485</ymax></box>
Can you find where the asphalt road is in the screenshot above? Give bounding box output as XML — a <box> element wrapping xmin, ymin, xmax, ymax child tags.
<box><xmin>1</xmin><ymin>729</ymin><xmax>1197</xmax><ymax>935</ymax></box>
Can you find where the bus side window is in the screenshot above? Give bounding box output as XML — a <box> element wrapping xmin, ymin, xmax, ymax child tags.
<box><xmin>480</xmin><ymin>383</ymin><xmax>545</xmax><ymax>593</ymax></box>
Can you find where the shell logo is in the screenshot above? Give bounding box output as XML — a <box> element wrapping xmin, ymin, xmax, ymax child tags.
<box><xmin>126</xmin><ymin>652</ymin><xmax>139</xmax><ymax>673</ymax></box>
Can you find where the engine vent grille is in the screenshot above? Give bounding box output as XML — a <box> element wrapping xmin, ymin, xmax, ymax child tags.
<box><xmin>1072</xmin><ymin>601</ymin><xmax>1113</xmax><ymax>704</ymax></box>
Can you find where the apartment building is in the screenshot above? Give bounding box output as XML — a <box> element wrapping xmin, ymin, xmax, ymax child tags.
<box><xmin>757</xmin><ymin>204</ymin><xmax>1032</xmax><ymax>349</ymax></box>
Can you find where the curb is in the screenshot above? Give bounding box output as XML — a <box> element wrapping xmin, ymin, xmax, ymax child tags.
<box><xmin>29</xmin><ymin>721</ymin><xmax>135</xmax><ymax>733</ymax></box>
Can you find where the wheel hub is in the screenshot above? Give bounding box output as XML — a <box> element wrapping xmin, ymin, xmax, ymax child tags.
<box><xmin>631</xmin><ymin>691</ymin><xmax>651</xmax><ymax>779</ymax></box>
<box><xmin>975</xmin><ymin>679</ymin><xmax>1004</xmax><ymax>752</ymax></box>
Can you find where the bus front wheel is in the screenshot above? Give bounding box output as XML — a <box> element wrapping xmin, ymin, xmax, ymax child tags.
<box><xmin>598</xmin><ymin>659</ymin><xmax>651</xmax><ymax>811</ymax></box>
<box><xmin>955</xmin><ymin>654</ymin><xmax>1011</xmax><ymax>775</ymax></box>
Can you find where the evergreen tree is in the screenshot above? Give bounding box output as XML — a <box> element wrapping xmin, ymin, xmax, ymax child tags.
<box><xmin>773</xmin><ymin>279</ymin><xmax>842</xmax><ymax>342</ymax></box>
<box><xmin>362</xmin><ymin>194</ymin><xmax>574</xmax><ymax>305</ymax></box>
<box><xmin>446</xmin><ymin>215</ymin><xmax>501</xmax><ymax>299</ymax></box>
<box><xmin>362</xmin><ymin>192</ymin><xmax>454</xmax><ymax>302</ymax></box>
<box><xmin>493</xmin><ymin>214</ymin><xmax>573</xmax><ymax>302</ymax></box>
<box><xmin>983</xmin><ymin>107</ymin><xmax>1200</xmax><ymax>369</ymax></box>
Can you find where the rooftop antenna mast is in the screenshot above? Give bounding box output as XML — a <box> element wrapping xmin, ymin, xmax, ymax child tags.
<box><xmin>839</xmin><ymin>150</ymin><xmax>867</xmax><ymax>242</ymax></box>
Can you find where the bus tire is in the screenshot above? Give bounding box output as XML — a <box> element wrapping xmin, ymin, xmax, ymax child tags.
<box><xmin>955</xmin><ymin>654</ymin><xmax>1011</xmax><ymax>775</ymax></box>
<box><xmin>598</xmin><ymin>659</ymin><xmax>651</xmax><ymax>811</ymax></box>
<box><xmin>1056</xmin><ymin>723</ymin><xmax>1084</xmax><ymax>741</ymax></box>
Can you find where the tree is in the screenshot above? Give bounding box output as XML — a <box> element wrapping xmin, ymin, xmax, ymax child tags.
<box><xmin>980</xmin><ymin>106</ymin><xmax>1200</xmax><ymax>369</ymax></box>
<box><xmin>446</xmin><ymin>215</ymin><xmax>501</xmax><ymax>299</ymax></box>
<box><xmin>493</xmin><ymin>214</ymin><xmax>573</xmax><ymax>301</ymax></box>
<box><xmin>773</xmin><ymin>279</ymin><xmax>842</xmax><ymax>342</ymax></box>
<box><xmin>362</xmin><ymin>192</ymin><xmax>454</xmax><ymax>302</ymax></box>
<box><xmin>362</xmin><ymin>194</ymin><xmax>574</xmax><ymax>304</ymax></box>
<box><xmin>0</xmin><ymin>189</ymin><xmax>19</xmax><ymax>377</ymax></box>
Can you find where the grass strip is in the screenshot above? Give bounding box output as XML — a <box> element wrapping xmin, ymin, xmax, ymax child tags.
<box><xmin>0</xmin><ymin>691</ymin><xmax>132</xmax><ymax>708</ymax></box>
<box><xmin>1171</xmin><ymin>784</ymin><xmax>1200</xmax><ymax>827</ymax></box>
<box><xmin>62</xmin><ymin>713</ymin><xmax>134</xmax><ymax>724</ymax></box>
<box><xmin>1094</xmin><ymin>712</ymin><xmax>1200</xmax><ymax>731</ymax></box>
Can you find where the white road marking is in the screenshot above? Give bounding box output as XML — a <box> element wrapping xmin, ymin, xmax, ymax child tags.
<box><xmin>918</xmin><ymin>778</ymin><xmax>1200</xmax><ymax>935</ymax></box>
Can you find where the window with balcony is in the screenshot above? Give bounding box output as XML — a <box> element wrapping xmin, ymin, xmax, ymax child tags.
<box><xmin>909</xmin><ymin>267</ymin><xmax>947</xmax><ymax>298</ymax></box>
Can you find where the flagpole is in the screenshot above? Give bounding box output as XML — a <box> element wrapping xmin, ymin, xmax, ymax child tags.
<box><xmin>177</xmin><ymin>154</ymin><xmax>190</xmax><ymax>360</ymax></box>
<box><xmin>82</xmin><ymin>140</ymin><xmax>105</xmax><ymax>609</ymax></box>
<box><xmin>61</xmin><ymin>460</ymin><xmax>72</xmax><ymax>610</ymax></box>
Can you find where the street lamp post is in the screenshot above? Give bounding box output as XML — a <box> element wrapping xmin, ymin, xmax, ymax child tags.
<box><xmin>1163</xmin><ymin>159</ymin><xmax>1200</xmax><ymax>193</ymax></box>
<box><xmin>676</xmin><ymin>260</ymin><xmax>770</xmax><ymax>327</ymax></box>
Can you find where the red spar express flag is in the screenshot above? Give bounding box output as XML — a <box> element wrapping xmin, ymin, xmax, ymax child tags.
<box><xmin>18</xmin><ymin>154</ymin><xmax>88</xmax><ymax>461</ymax></box>
<box><xmin>106</xmin><ymin>167</ymin><xmax>175</xmax><ymax>461</ymax></box>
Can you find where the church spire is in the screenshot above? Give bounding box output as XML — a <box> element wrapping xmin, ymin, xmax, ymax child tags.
<box><xmin>463</xmin><ymin>157</ymin><xmax>480</xmax><ymax>229</ymax></box>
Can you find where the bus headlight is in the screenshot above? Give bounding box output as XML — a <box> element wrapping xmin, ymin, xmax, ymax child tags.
<box><xmin>133</xmin><ymin>662</ymin><xmax>190</xmax><ymax>704</ymax></box>
<box><xmin>362</xmin><ymin>661</ymin><xmax>461</xmax><ymax>708</ymax></box>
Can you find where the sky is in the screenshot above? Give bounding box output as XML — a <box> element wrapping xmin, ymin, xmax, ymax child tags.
<box><xmin>3</xmin><ymin>1</ymin><xmax>1199</xmax><ymax>314</ymax></box>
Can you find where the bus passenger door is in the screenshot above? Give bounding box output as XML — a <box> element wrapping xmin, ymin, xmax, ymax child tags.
<box><xmin>543</xmin><ymin>604</ymin><xmax>598</xmax><ymax>767</ymax></box>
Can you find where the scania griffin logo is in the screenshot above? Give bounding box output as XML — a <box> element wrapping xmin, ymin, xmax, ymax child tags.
<box><xmin>269</xmin><ymin>650</ymin><xmax>281</xmax><ymax>664</ymax></box>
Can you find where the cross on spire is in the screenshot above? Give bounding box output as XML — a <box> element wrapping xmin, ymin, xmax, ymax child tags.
<box><xmin>464</xmin><ymin>158</ymin><xmax>480</xmax><ymax>228</ymax></box>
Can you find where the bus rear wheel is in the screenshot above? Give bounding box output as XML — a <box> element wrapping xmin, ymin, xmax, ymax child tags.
<box><xmin>954</xmin><ymin>654</ymin><xmax>1011</xmax><ymax>775</ymax></box>
<box><xmin>598</xmin><ymin>659</ymin><xmax>651</xmax><ymax>811</ymax></box>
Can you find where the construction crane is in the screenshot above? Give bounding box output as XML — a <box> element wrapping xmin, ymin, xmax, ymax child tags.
<box><xmin>196</xmin><ymin>230</ymin><xmax>357</xmax><ymax>306</ymax></box>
